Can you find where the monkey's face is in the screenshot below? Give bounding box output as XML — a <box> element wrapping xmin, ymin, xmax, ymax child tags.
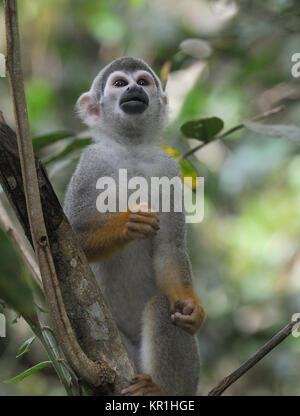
<box><xmin>98</xmin><ymin>70</ymin><xmax>167</xmax><ymax>137</ymax></box>
<box><xmin>105</xmin><ymin>70</ymin><xmax>151</xmax><ymax>115</ymax></box>
<box><xmin>76</xmin><ymin>58</ymin><xmax>168</xmax><ymax>139</ymax></box>
<box><xmin>101</xmin><ymin>70</ymin><xmax>166</xmax><ymax>127</ymax></box>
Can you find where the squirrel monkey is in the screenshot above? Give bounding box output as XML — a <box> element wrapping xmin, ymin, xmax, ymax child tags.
<box><xmin>64</xmin><ymin>57</ymin><xmax>205</xmax><ymax>395</ymax></box>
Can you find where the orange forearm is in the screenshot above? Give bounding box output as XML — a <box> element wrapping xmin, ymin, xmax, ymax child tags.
<box><xmin>157</xmin><ymin>268</ymin><xmax>201</xmax><ymax>309</ymax></box>
<box><xmin>80</xmin><ymin>211</ymin><xmax>131</xmax><ymax>262</ymax></box>
<box><xmin>162</xmin><ymin>282</ymin><xmax>201</xmax><ymax>310</ymax></box>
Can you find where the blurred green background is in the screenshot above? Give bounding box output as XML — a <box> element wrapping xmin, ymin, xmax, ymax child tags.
<box><xmin>0</xmin><ymin>0</ymin><xmax>300</xmax><ymax>396</ymax></box>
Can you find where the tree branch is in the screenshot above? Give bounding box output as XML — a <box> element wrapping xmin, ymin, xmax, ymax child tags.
<box><xmin>0</xmin><ymin>198</ymin><xmax>42</xmax><ymax>288</ymax></box>
<box><xmin>0</xmin><ymin>117</ymin><xmax>135</xmax><ymax>395</ymax></box>
<box><xmin>179</xmin><ymin>105</ymin><xmax>285</xmax><ymax>161</ymax></box>
<box><xmin>208</xmin><ymin>317</ymin><xmax>300</xmax><ymax>396</ymax></box>
<box><xmin>2</xmin><ymin>0</ymin><xmax>135</xmax><ymax>394</ymax></box>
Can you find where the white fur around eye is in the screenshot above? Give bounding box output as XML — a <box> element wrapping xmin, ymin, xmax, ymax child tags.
<box><xmin>134</xmin><ymin>70</ymin><xmax>153</xmax><ymax>86</ymax></box>
<box><xmin>104</xmin><ymin>71</ymin><xmax>130</xmax><ymax>96</ymax></box>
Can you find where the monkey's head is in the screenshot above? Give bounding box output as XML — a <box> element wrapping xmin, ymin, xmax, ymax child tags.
<box><xmin>76</xmin><ymin>57</ymin><xmax>168</xmax><ymax>140</ymax></box>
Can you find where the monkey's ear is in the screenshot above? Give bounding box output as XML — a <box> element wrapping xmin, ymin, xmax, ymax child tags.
<box><xmin>76</xmin><ymin>92</ymin><xmax>100</xmax><ymax>127</ymax></box>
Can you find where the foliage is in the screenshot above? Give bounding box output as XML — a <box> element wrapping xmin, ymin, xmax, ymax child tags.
<box><xmin>0</xmin><ymin>0</ymin><xmax>300</xmax><ymax>396</ymax></box>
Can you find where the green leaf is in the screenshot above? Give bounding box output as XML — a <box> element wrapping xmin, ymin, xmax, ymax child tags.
<box><xmin>244</xmin><ymin>122</ymin><xmax>300</xmax><ymax>146</ymax></box>
<box><xmin>44</xmin><ymin>138</ymin><xmax>92</xmax><ymax>165</ymax></box>
<box><xmin>179</xmin><ymin>159</ymin><xmax>199</xmax><ymax>190</ymax></box>
<box><xmin>181</xmin><ymin>117</ymin><xmax>224</xmax><ymax>142</ymax></box>
<box><xmin>16</xmin><ymin>336</ymin><xmax>36</xmax><ymax>358</ymax></box>
<box><xmin>3</xmin><ymin>361</ymin><xmax>52</xmax><ymax>384</ymax></box>
<box><xmin>162</xmin><ymin>144</ymin><xmax>200</xmax><ymax>190</ymax></box>
<box><xmin>32</xmin><ymin>131</ymin><xmax>74</xmax><ymax>151</ymax></box>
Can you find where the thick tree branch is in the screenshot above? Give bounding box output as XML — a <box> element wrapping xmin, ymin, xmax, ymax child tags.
<box><xmin>0</xmin><ymin>121</ymin><xmax>135</xmax><ymax>395</ymax></box>
<box><xmin>2</xmin><ymin>0</ymin><xmax>135</xmax><ymax>394</ymax></box>
<box><xmin>208</xmin><ymin>317</ymin><xmax>300</xmax><ymax>396</ymax></box>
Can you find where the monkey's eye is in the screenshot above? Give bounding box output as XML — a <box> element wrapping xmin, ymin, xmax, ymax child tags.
<box><xmin>137</xmin><ymin>78</ymin><xmax>149</xmax><ymax>86</ymax></box>
<box><xmin>113</xmin><ymin>79</ymin><xmax>127</xmax><ymax>87</ymax></box>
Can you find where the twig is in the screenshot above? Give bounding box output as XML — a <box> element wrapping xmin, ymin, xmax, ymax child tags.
<box><xmin>0</xmin><ymin>198</ymin><xmax>42</xmax><ymax>288</ymax></box>
<box><xmin>179</xmin><ymin>105</ymin><xmax>285</xmax><ymax>161</ymax></box>
<box><xmin>3</xmin><ymin>0</ymin><xmax>115</xmax><ymax>388</ymax></box>
<box><xmin>208</xmin><ymin>317</ymin><xmax>300</xmax><ymax>396</ymax></box>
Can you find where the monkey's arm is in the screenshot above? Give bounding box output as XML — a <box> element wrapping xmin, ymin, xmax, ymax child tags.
<box><xmin>77</xmin><ymin>207</ymin><xmax>159</xmax><ymax>262</ymax></box>
<box><xmin>152</xmin><ymin>211</ymin><xmax>205</xmax><ymax>335</ymax></box>
<box><xmin>64</xmin><ymin>147</ymin><xmax>159</xmax><ymax>261</ymax></box>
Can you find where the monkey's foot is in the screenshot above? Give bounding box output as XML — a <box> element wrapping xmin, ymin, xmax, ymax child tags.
<box><xmin>121</xmin><ymin>374</ymin><xmax>163</xmax><ymax>396</ymax></box>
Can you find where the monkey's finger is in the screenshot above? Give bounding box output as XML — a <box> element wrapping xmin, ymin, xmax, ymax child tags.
<box><xmin>132</xmin><ymin>211</ymin><xmax>159</xmax><ymax>222</ymax></box>
<box><xmin>182</xmin><ymin>305</ymin><xmax>194</xmax><ymax>315</ymax></box>
<box><xmin>171</xmin><ymin>319</ymin><xmax>194</xmax><ymax>330</ymax></box>
<box><xmin>189</xmin><ymin>303</ymin><xmax>206</xmax><ymax>323</ymax></box>
<box><xmin>130</xmin><ymin>374</ymin><xmax>151</xmax><ymax>384</ymax></box>
<box><xmin>171</xmin><ymin>312</ymin><xmax>194</xmax><ymax>325</ymax></box>
<box><xmin>129</xmin><ymin>213</ymin><xmax>160</xmax><ymax>229</ymax></box>
<box><xmin>129</xmin><ymin>204</ymin><xmax>159</xmax><ymax>218</ymax></box>
<box><xmin>121</xmin><ymin>380</ymin><xmax>148</xmax><ymax>395</ymax></box>
<box><xmin>176</xmin><ymin>309</ymin><xmax>204</xmax><ymax>328</ymax></box>
<box><xmin>177</xmin><ymin>306</ymin><xmax>205</xmax><ymax>334</ymax></box>
<box><xmin>171</xmin><ymin>314</ymin><xmax>196</xmax><ymax>332</ymax></box>
<box><xmin>171</xmin><ymin>319</ymin><xmax>195</xmax><ymax>335</ymax></box>
<box><xmin>127</xmin><ymin>222</ymin><xmax>158</xmax><ymax>236</ymax></box>
<box><xmin>128</xmin><ymin>203</ymin><xmax>153</xmax><ymax>214</ymax></box>
<box><xmin>179</xmin><ymin>298</ymin><xmax>197</xmax><ymax>315</ymax></box>
<box><xmin>122</xmin><ymin>375</ymin><xmax>162</xmax><ymax>396</ymax></box>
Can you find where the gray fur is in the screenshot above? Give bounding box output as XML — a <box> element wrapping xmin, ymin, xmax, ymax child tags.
<box><xmin>64</xmin><ymin>57</ymin><xmax>200</xmax><ymax>395</ymax></box>
<box><xmin>93</xmin><ymin>56</ymin><xmax>162</xmax><ymax>96</ymax></box>
<box><xmin>141</xmin><ymin>294</ymin><xmax>200</xmax><ymax>396</ymax></box>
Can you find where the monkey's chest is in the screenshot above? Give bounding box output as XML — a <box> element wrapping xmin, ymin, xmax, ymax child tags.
<box><xmin>104</xmin><ymin>158</ymin><xmax>168</xmax><ymax>211</ymax></box>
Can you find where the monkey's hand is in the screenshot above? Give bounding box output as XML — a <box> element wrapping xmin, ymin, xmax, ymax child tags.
<box><xmin>121</xmin><ymin>374</ymin><xmax>163</xmax><ymax>396</ymax></box>
<box><xmin>170</xmin><ymin>295</ymin><xmax>205</xmax><ymax>335</ymax></box>
<box><xmin>124</xmin><ymin>203</ymin><xmax>160</xmax><ymax>240</ymax></box>
<box><xmin>79</xmin><ymin>203</ymin><xmax>159</xmax><ymax>261</ymax></box>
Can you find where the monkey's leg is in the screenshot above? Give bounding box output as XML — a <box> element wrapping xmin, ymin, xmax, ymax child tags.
<box><xmin>122</xmin><ymin>294</ymin><xmax>201</xmax><ymax>396</ymax></box>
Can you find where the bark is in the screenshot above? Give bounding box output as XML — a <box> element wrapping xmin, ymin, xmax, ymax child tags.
<box><xmin>0</xmin><ymin>122</ymin><xmax>135</xmax><ymax>394</ymax></box>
